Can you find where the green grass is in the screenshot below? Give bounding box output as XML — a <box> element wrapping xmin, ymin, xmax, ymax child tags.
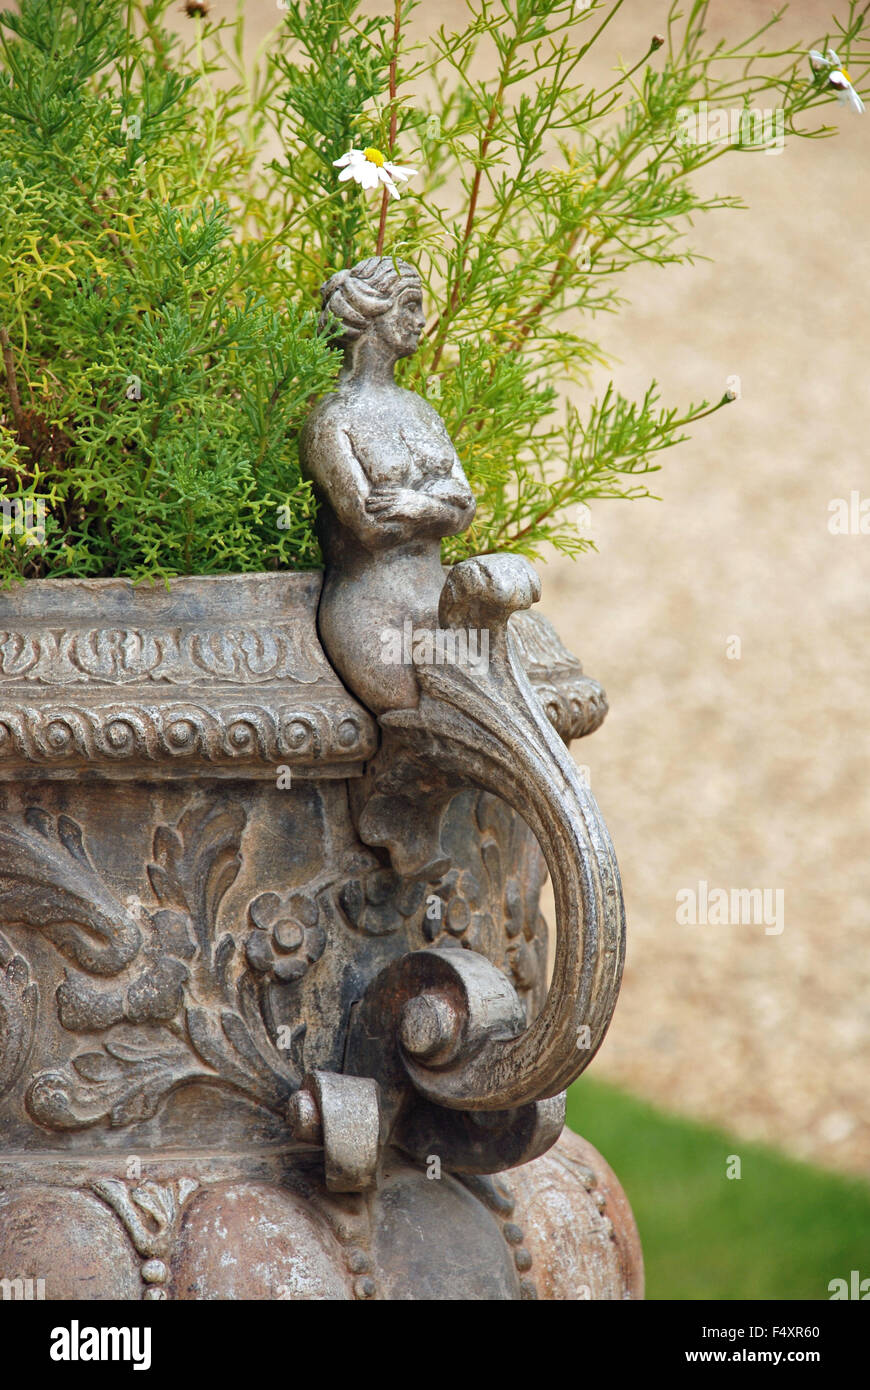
<box><xmin>566</xmin><ymin>1078</ymin><xmax>870</xmax><ymax>1300</ymax></box>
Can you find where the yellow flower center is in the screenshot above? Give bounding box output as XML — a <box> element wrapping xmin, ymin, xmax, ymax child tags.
<box><xmin>363</xmin><ymin>147</ymin><xmax>386</xmax><ymax>167</ymax></box>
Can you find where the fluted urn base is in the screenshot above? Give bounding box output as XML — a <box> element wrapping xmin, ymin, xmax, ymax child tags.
<box><xmin>0</xmin><ymin>1128</ymin><xmax>641</xmax><ymax>1301</ymax></box>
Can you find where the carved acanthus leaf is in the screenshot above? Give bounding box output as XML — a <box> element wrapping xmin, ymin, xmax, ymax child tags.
<box><xmin>146</xmin><ymin>800</ymin><xmax>245</xmax><ymax>963</ymax></box>
<box><xmin>9</xmin><ymin>799</ymin><xmax>304</xmax><ymax>1131</ymax></box>
<box><xmin>0</xmin><ymin>932</ymin><xmax>38</xmax><ymax>1097</ymax></box>
<box><xmin>26</xmin><ymin>1024</ymin><xmax>207</xmax><ymax>1130</ymax></box>
<box><xmin>90</xmin><ymin>1176</ymin><xmax>199</xmax><ymax>1260</ymax></box>
<box><xmin>0</xmin><ymin>810</ymin><xmax>142</xmax><ymax>975</ymax></box>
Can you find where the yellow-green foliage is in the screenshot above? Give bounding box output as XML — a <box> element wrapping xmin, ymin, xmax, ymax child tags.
<box><xmin>0</xmin><ymin>0</ymin><xmax>865</xmax><ymax>581</ymax></box>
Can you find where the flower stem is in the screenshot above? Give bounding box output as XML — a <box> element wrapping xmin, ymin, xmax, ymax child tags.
<box><xmin>376</xmin><ymin>0</ymin><xmax>402</xmax><ymax>258</ymax></box>
<box><xmin>0</xmin><ymin>326</ymin><xmax>25</xmax><ymax>436</ymax></box>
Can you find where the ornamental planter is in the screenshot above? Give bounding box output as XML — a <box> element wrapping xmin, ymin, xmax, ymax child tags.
<box><xmin>0</xmin><ymin>256</ymin><xmax>642</xmax><ymax>1300</ymax></box>
<box><xmin>0</xmin><ymin>571</ymin><xmax>639</xmax><ymax>1300</ymax></box>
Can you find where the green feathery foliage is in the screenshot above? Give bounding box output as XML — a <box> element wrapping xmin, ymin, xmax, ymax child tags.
<box><xmin>0</xmin><ymin>0</ymin><xmax>867</xmax><ymax>581</ymax></box>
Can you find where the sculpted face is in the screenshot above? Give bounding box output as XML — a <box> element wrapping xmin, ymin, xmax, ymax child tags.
<box><xmin>373</xmin><ymin>282</ymin><xmax>426</xmax><ymax>359</ymax></box>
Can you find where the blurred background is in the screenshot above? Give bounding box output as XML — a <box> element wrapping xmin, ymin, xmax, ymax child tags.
<box><xmin>532</xmin><ymin>0</ymin><xmax>870</xmax><ymax>1185</ymax></box>
<box><xmin>240</xmin><ymin>0</ymin><xmax>870</xmax><ymax>1296</ymax></box>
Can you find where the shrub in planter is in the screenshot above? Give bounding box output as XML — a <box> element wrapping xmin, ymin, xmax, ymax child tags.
<box><xmin>1</xmin><ymin>0</ymin><xmax>864</xmax><ymax>581</ymax></box>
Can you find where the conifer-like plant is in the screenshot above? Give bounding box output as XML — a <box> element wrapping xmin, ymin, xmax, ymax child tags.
<box><xmin>0</xmin><ymin>0</ymin><xmax>866</xmax><ymax>582</ymax></box>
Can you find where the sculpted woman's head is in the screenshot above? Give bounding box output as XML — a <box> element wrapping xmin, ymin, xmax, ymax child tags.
<box><xmin>319</xmin><ymin>257</ymin><xmax>425</xmax><ymax>361</ymax></box>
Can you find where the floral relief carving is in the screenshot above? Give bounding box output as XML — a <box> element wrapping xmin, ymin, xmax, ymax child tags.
<box><xmin>245</xmin><ymin>891</ymin><xmax>327</xmax><ymax>982</ymax></box>
<box><xmin>338</xmin><ymin>867</ymin><xmax>426</xmax><ymax>937</ymax></box>
<box><xmin>0</xmin><ymin>785</ymin><xmax>554</xmax><ymax>1132</ymax></box>
<box><xmin>0</xmin><ymin>801</ymin><xmax>322</xmax><ymax>1131</ymax></box>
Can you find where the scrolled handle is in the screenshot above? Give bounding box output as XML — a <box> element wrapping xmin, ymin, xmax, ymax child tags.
<box><xmin>362</xmin><ymin>553</ymin><xmax>625</xmax><ymax>1112</ymax></box>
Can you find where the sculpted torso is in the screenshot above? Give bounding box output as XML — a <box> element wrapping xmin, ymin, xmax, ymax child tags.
<box><xmin>300</xmin><ymin>259</ymin><xmax>476</xmax><ymax>714</ymax></box>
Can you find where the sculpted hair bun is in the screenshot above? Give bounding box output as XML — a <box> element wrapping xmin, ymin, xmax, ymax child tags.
<box><xmin>318</xmin><ymin>257</ymin><xmax>421</xmax><ymax>344</ymax></box>
<box><xmin>319</xmin><ymin>268</ymin><xmax>350</xmax><ymax>307</ymax></box>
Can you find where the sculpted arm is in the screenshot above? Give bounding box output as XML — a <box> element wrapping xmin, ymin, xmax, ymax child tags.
<box><xmin>364</xmin><ymin>438</ymin><xmax>476</xmax><ymax>539</ymax></box>
<box><xmin>428</xmin><ymin>452</ymin><xmax>477</xmax><ymax>531</ymax></box>
<box><xmin>364</xmin><ymin>477</ymin><xmax>475</xmax><ymax>538</ymax></box>
<box><xmin>301</xmin><ymin>414</ymin><xmax>404</xmax><ymax>552</ymax></box>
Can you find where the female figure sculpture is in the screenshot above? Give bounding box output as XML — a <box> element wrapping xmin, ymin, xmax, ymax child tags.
<box><xmin>300</xmin><ymin>257</ymin><xmax>476</xmax><ymax>714</ymax></box>
<box><xmin>301</xmin><ymin>255</ymin><xmax>625</xmax><ymax>1116</ymax></box>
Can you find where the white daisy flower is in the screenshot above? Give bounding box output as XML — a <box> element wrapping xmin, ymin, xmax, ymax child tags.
<box><xmin>333</xmin><ymin>146</ymin><xmax>417</xmax><ymax>199</ymax></box>
<box><xmin>809</xmin><ymin>47</ymin><xmax>864</xmax><ymax>113</ymax></box>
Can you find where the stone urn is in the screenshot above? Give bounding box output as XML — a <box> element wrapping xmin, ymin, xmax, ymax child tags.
<box><xmin>0</xmin><ymin>256</ymin><xmax>642</xmax><ymax>1301</ymax></box>
<box><xmin>0</xmin><ymin>571</ymin><xmax>641</xmax><ymax>1301</ymax></box>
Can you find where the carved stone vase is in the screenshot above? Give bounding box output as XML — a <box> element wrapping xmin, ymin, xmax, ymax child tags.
<box><xmin>0</xmin><ymin>256</ymin><xmax>642</xmax><ymax>1300</ymax></box>
<box><xmin>0</xmin><ymin>571</ymin><xmax>641</xmax><ymax>1300</ymax></box>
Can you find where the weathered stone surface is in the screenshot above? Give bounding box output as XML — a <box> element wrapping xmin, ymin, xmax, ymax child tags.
<box><xmin>509</xmin><ymin>1127</ymin><xmax>644</xmax><ymax>1300</ymax></box>
<box><xmin>172</xmin><ymin>1182</ymin><xmax>353</xmax><ymax>1301</ymax></box>
<box><xmin>0</xmin><ymin>1186</ymin><xmax>141</xmax><ymax>1300</ymax></box>
<box><xmin>372</xmin><ymin>1161</ymin><xmax>520</xmax><ymax>1301</ymax></box>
